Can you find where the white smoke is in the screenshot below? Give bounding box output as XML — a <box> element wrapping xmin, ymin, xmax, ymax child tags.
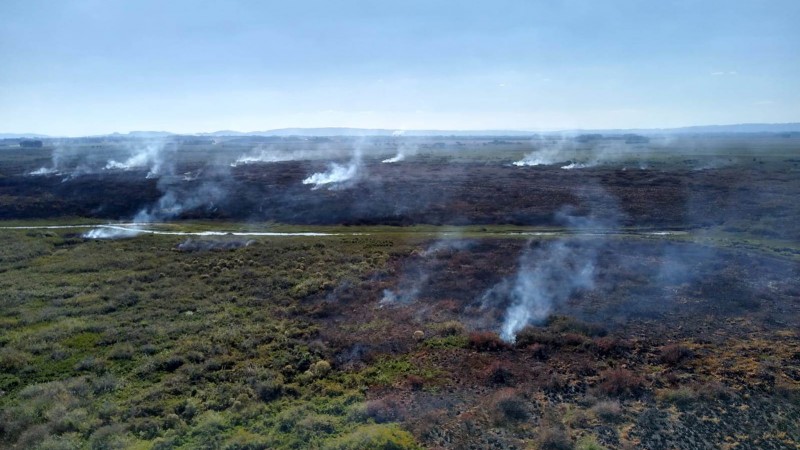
<box><xmin>560</xmin><ymin>162</ymin><xmax>589</xmax><ymax>170</ymax></box>
<box><xmin>29</xmin><ymin>167</ymin><xmax>59</xmax><ymax>176</ymax></box>
<box><xmin>514</xmin><ymin>135</ymin><xmax>654</xmax><ymax>170</ymax></box>
<box><xmin>28</xmin><ymin>145</ymin><xmax>67</xmax><ymax>176</ymax></box>
<box><xmin>105</xmin><ymin>141</ymin><xmax>170</xmax><ymax>178</ymax></box>
<box><xmin>27</xmin><ymin>144</ymin><xmax>97</xmax><ymax>181</ymax></box>
<box><xmin>382</xmin><ymin>141</ymin><xmax>417</xmax><ymax>164</ymax></box>
<box><xmin>381</xmin><ymin>239</ymin><xmax>472</xmax><ymax>305</ymax></box>
<box><xmin>513</xmin><ymin>136</ymin><xmax>577</xmax><ymax>167</ymax></box>
<box><xmin>380</xmin><ymin>286</ymin><xmax>421</xmax><ymax>305</ymax></box>
<box><xmin>231</xmin><ymin>144</ymin><xmax>351</xmax><ymax>167</ymax></box>
<box><xmin>83</xmin><ymin>226</ymin><xmax>143</xmax><ymax>239</ymax></box>
<box><xmin>231</xmin><ymin>147</ymin><xmax>307</xmax><ymax>166</ymax></box>
<box><xmin>302</xmin><ymin>147</ymin><xmax>363</xmax><ymax>190</ymax></box>
<box><xmin>382</xmin><ymin>154</ymin><xmax>405</xmax><ymax>163</ymax></box>
<box><xmin>482</xmin><ymin>193</ymin><xmax>620</xmax><ymax>342</ymax></box>
<box><xmin>495</xmin><ymin>240</ymin><xmax>597</xmax><ymax>341</ymax></box>
<box><xmin>133</xmin><ymin>180</ymin><xmax>227</xmax><ymax>223</ymax></box>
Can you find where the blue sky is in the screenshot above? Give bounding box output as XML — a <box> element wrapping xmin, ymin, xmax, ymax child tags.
<box><xmin>1</xmin><ymin>0</ymin><xmax>798</xmax><ymax>135</ymax></box>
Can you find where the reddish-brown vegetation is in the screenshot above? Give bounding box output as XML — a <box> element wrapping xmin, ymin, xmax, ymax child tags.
<box><xmin>467</xmin><ymin>331</ymin><xmax>510</xmax><ymax>352</ymax></box>
<box><xmin>598</xmin><ymin>368</ymin><xmax>646</xmax><ymax>398</ymax></box>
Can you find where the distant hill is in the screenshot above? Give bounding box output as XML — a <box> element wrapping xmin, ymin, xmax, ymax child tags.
<box><xmin>194</xmin><ymin>128</ymin><xmax>536</xmax><ymax>137</ymax></box>
<box><xmin>198</xmin><ymin>123</ymin><xmax>800</xmax><ymax>137</ymax></box>
<box><xmin>569</xmin><ymin>123</ymin><xmax>800</xmax><ymax>135</ymax></box>
<box><xmin>0</xmin><ymin>133</ymin><xmax>51</xmax><ymax>139</ymax></box>
<box><xmin>5</xmin><ymin>123</ymin><xmax>800</xmax><ymax>139</ymax></box>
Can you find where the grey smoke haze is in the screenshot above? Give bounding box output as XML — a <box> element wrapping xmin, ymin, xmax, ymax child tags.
<box><xmin>513</xmin><ymin>136</ymin><xmax>577</xmax><ymax>167</ymax></box>
<box><xmin>231</xmin><ymin>144</ymin><xmax>348</xmax><ymax>166</ymax></box>
<box><xmin>381</xmin><ymin>239</ymin><xmax>473</xmax><ymax>305</ymax></box>
<box><xmin>134</xmin><ymin>177</ymin><xmax>228</xmax><ymax>223</ymax></box>
<box><xmin>303</xmin><ymin>146</ymin><xmax>364</xmax><ymax>190</ymax></box>
<box><xmin>28</xmin><ymin>143</ymin><xmax>95</xmax><ymax>180</ymax></box>
<box><xmin>128</xmin><ymin>147</ymin><xmax>233</xmax><ymax>223</ymax></box>
<box><xmin>105</xmin><ymin>140</ymin><xmax>173</xmax><ymax>178</ymax></box>
<box><xmin>28</xmin><ymin>139</ymin><xmax>174</xmax><ymax>180</ymax></box>
<box><xmin>513</xmin><ymin>134</ymin><xmax>763</xmax><ymax>170</ymax></box>
<box><xmin>490</xmin><ymin>238</ymin><xmax>599</xmax><ymax>341</ymax></box>
<box><xmin>514</xmin><ymin>136</ymin><xmax>641</xmax><ymax>170</ymax></box>
<box><xmin>481</xmin><ymin>189</ymin><xmax>621</xmax><ymax>342</ymax></box>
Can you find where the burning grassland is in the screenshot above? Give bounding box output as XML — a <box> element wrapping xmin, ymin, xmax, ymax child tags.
<box><xmin>1</xmin><ymin>134</ymin><xmax>799</xmax><ymax>449</ymax></box>
<box><xmin>0</xmin><ymin>228</ymin><xmax>798</xmax><ymax>449</ymax></box>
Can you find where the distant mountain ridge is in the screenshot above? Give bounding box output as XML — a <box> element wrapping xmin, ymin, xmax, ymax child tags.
<box><xmin>0</xmin><ymin>133</ymin><xmax>51</xmax><ymax>139</ymax></box>
<box><xmin>195</xmin><ymin>123</ymin><xmax>800</xmax><ymax>137</ymax></box>
<box><xmin>3</xmin><ymin>123</ymin><xmax>799</xmax><ymax>139</ymax></box>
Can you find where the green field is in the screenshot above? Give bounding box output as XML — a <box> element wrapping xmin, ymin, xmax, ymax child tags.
<box><xmin>1</xmin><ymin>223</ymin><xmax>798</xmax><ymax>449</ymax></box>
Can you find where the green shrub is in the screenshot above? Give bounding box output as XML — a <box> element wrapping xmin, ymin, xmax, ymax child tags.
<box><xmin>74</xmin><ymin>356</ymin><xmax>106</xmax><ymax>373</ymax></box>
<box><xmin>311</xmin><ymin>360</ymin><xmax>332</xmax><ymax>377</ymax></box>
<box><xmin>0</xmin><ymin>347</ymin><xmax>32</xmax><ymax>371</ymax></box>
<box><xmin>107</xmin><ymin>344</ymin><xmax>135</xmax><ymax>361</ymax></box>
<box><xmin>423</xmin><ymin>334</ymin><xmax>468</xmax><ymax>349</ymax></box>
<box><xmin>89</xmin><ymin>424</ymin><xmax>129</xmax><ymax>450</ymax></box>
<box><xmin>576</xmin><ymin>435</ymin><xmax>607</xmax><ymax>450</ymax></box>
<box><xmin>222</xmin><ymin>427</ymin><xmax>270</xmax><ymax>450</ymax></box>
<box><xmin>434</xmin><ymin>320</ymin><xmax>465</xmax><ymax>337</ymax></box>
<box><xmin>34</xmin><ymin>433</ymin><xmax>83</xmax><ymax>450</ymax></box>
<box><xmin>255</xmin><ymin>379</ymin><xmax>284</xmax><ymax>402</ymax></box>
<box><xmin>321</xmin><ymin>424</ymin><xmax>420</xmax><ymax>450</ymax></box>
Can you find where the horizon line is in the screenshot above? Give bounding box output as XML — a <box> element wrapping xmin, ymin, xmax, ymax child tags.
<box><xmin>3</xmin><ymin>121</ymin><xmax>800</xmax><ymax>139</ymax></box>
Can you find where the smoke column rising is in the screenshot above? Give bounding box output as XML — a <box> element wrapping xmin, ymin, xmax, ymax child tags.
<box><xmin>105</xmin><ymin>140</ymin><xmax>172</xmax><ymax>178</ymax></box>
<box><xmin>497</xmin><ymin>239</ymin><xmax>597</xmax><ymax>341</ymax></box>
<box><xmin>483</xmin><ymin>190</ymin><xmax>620</xmax><ymax>342</ymax></box>
<box><xmin>303</xmin><ymin>146</ymin><xmax>363</xmax><ymax>190</ymax></box>
<box><xmin>382</xmin><ymin>141</ymin><xmax>418</xmax><ymax>163</ymax></box>
<box><xmin>513</xmin><ymin>136</ymin><xmax>575</xmax><ymax>167</ymax></box>
<box><xmin>381</xmin><ymin>239</ymin><xmax>473</xmax><ymax>305</ymax></box>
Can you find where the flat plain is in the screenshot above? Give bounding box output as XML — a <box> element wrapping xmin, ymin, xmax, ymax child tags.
<box><xmin>0</xmin><ymin>135</ymin><xmax>798</xmax><ymax>449</ymax></box>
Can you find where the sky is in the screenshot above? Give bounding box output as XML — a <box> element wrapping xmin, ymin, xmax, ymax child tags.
<box><xmin>1</xmin><ymin>0</ymin><xmax>798</xmax><ymax>136</ymax></box>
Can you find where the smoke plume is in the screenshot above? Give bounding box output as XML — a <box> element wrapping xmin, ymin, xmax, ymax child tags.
<box><xmin>28</xmin><ymin>143</ymin><xmax>95</xmax><ymax>180</ymax></box>
<box><xmin>513</xmin><ymin>136</ymin><xmax>576</xmax><ymax>167</ymax></box>
<box><xmin>105</xmin><ymin>140</ymin><xmax>172</xmax><ymax>178</ymax></box>
<box><xmin>381</xmin><ymin>239</ymin><xmax>473</xmax><ymax>305</ymax></box>
<box><xmin>488</xmin><ymin>239</ymin><xmax>599</xmax><ymax>341</ymax></box>
<box><xmin>82</xmin><ymin>226</ymin><xmax>142</xmax><ymax>239</ymax></box>
<box><xmin>133</xmin><ymin>178</ymin><xmax>228</xmax><ymax>223</ymax></box>
<box><xmin>231</xmin><ymin>145</ymin><xmax>334</xmax><ymax>166</ymax></box>
<box><xmin>382</xmin><ymin>141</ymin><xmax>418</xmax><ymax>164</ymax></box>
<box><xmin>513</xmin><ymin>135</ymin><xmax>655</xmax><ymax>170</ymax></box>
<box><xmin>303</xmin><ymin>147</ymin><xmax>363</xmax><ymax>190</ymax></box>
<box><xmin>481</xmin><ymin>190</ymin><xmax>620</xmax><ymax>342</ymax></box>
